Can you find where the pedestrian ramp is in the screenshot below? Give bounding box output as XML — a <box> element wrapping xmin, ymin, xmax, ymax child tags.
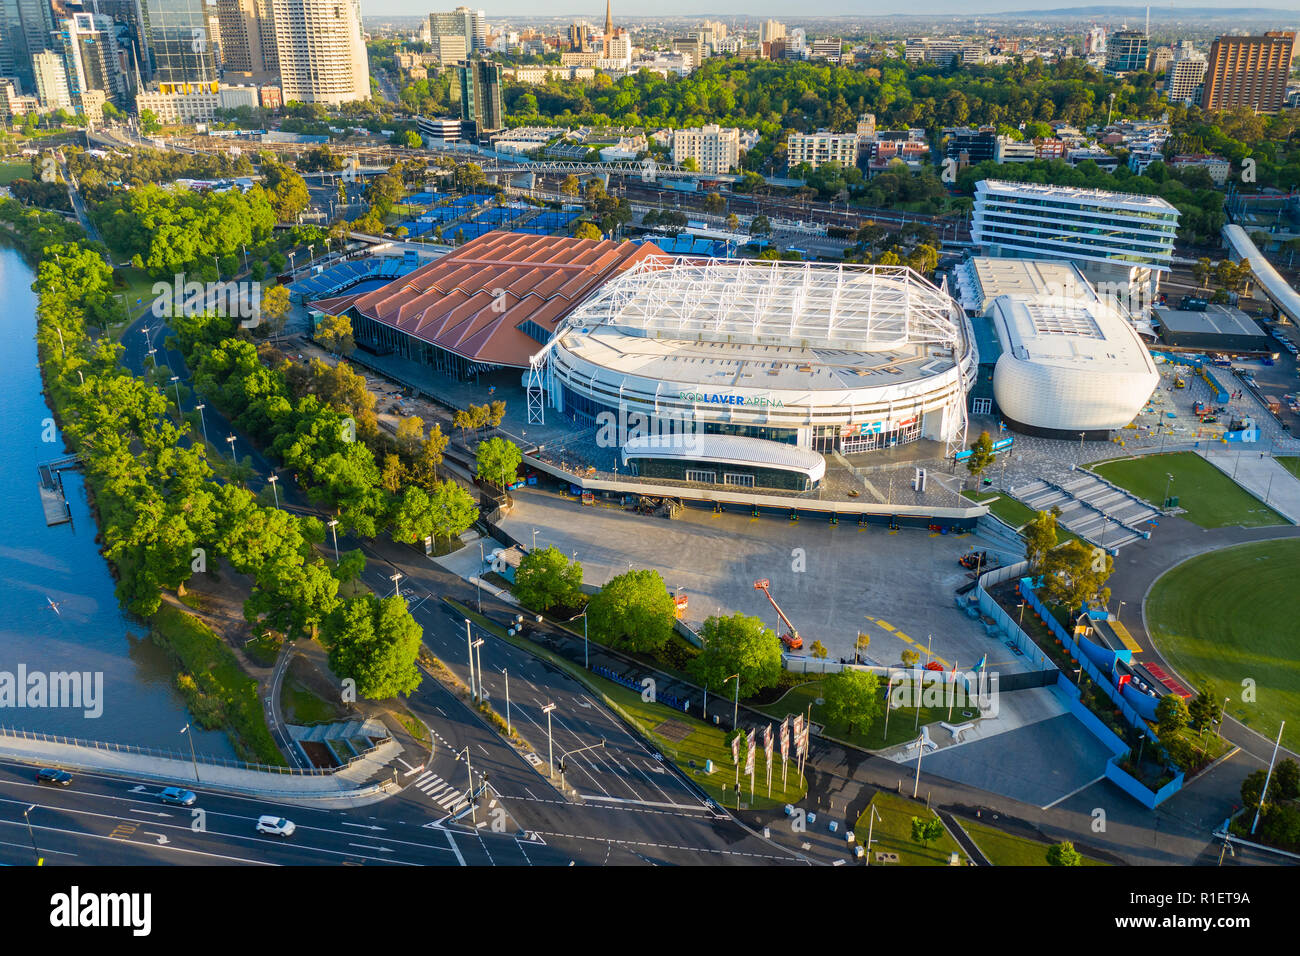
<box><xmin>1012</xmin><ymin>470</ymin><xmax>1159</xmax><ymax>550</ymax></box>
<box><xmin>409</xmin><ymin>769</ymin><xmax>471</xmax><ymax>816</ymax></box>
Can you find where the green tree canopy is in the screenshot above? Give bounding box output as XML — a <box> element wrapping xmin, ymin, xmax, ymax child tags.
<box><xmin>587</xmin><ymin>568</ymin><xmax>676</xmax><ymax>653</ymax></box>
<box><xmin>688</xmin><ymin>612</ymin><xmax>782</xmax><ymax>697</ymax></box>
<box><xmin>514</xmin><ymin>545</ymin><xmax>584</xmax><ymax>612</ymax></box>
<box><xmin>323</xmin><ymin>593</ymin><xmax>423</xmax><ymax>699</ymax></box>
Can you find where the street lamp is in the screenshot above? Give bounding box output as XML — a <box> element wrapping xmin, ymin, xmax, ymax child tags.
<box><xmin>472</xmin><ymin>638</ymin><xmax>484</xmax><ymax>700</ymax></box>
<box><xmin>531</xmin><ymin>528</ymin><xmax>539</xmax><ymax>551</ymax></box>
<box><xmin>195</xmin><ymin>403</ymin><xmax>208</xmax><ymax>447</ymax></box>
<box><xmin>1115</xmin><ymin>601</ymin><xmax>1126</xmax><ymax>625</ymax></box>
<box><xmin>1163</xmin><ymin>472</ymin><xmax>1175</xmax><ymax>509</ymax></box>
<box><xmin>453</xmin><ymin>745</ymin><xmax>476</xmax><ymax>824</ymax></box>
<box><xmin>502</xmin><ymin>667</ymin><xmax>511</xmax><ymax>736</ymax></box>
<box><xmin>542</xmin><ymin>703</ymin><xmax>557</xmax><ymax>778</ymax></box>
<box><xmin>389</xmin><ymin>571</ymin><xmax>403</xmax><ymax>598</ymax></box>
<box><xmin>726</xmin><ymin>673</ymin><xmax>740</xmax><ymax>730</ymax></box>
<box><xmin>225</xmin><ymin>434</ymin><xmax>237</xmax><ymax>462</ymax></box>
<box><xmin>23</xmin><ymin>805</ymin><xmax>41</xmax><ymax>866</ymax></box>
<box><xmin>267</xmin><ymin>473</ymin><xmax>279</xmax><ymax>508</ymax></box>
<box><xmin>465</xmin><ymin>619</ymin><xmax>477</xmax><ymax>701</ymax></box>
<box><xmin>169</xmin><ymin>375</ymin><xmax>182</xmax><ymax>411</ymax></box>
<box><xmin>180</xmin><ymin>722</ymin><xmax>200</xmax><ymax>784</ymax></box>
<box><xmin>327</xmin><ymin>519</ymin><xmax>339</xmax><ymax>563</ymax></box>
<box><xmin>912</xmin><ymin>732</ymin><xmax>925</xmax><ymax>798</ymax></box>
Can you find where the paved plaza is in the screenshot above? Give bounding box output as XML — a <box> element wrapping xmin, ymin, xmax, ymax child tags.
<box><xmin>499</xmin><ymin>487</ymin><xmax>1037</xmax><ymax>675</ymax></box>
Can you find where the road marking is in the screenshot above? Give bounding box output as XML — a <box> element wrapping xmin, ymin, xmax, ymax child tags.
<box><xmin>127</xmin><ymin>808</ymin><xmax>171</xmax><ymax>818</ymax></box>
<box><xmin>579</xmin><ymin>794</ymin><xmax>707</xmax><ymax>812</ymax></box>
<box><xmin>341</xmin><ymin>822</ymin><xmax>385</xmax><ymax>831</ymax></box>
<box><xmin>347</xmin><ymin>843</ymin><xmax>393</xmax><ymax>853</ymax></box>
<box><xmin>143</xmin><ymin>832</ymin><xmax>170</xmax><ymax>845</ymax></box>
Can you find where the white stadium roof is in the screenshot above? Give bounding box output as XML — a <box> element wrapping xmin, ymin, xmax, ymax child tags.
<box><xmin>558</xmin><ymin>256</ymin><xmax>967</xmax><ymax>352</ymax></box>
<box><xmin>621</xmin><ymin>434</ymin><xmax>827</xmax><ymax>481</ymax></box>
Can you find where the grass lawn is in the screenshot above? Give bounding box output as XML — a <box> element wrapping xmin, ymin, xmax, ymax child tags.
<box><xmin>753</xmin><ymin>679</ymin><xmax>973</xmax><ymax>750</ymax></box>
<box><xmin>281</xmin><ymin>681</ymin><xmax>340</xmax><ymax>725</ymax></box>
<box><xmin>1279</xmin><ymin>456</ymin><xmax>1300</xmax><ymax>480</ymax></box>
<box><xmin>0</xmin><ymin>161</ymin><xmax>31</xmax><ymax>185</ymax></box>
<box><xmin>955</xmin><ymin>817</ymin><xmax>1106</xmax><ymax>866</ymax></box>
<box><xmin>1146</xmin><ymin>538</ymin><xmax>1300</xmax><ymax>752</ymax></box>
<box><xmin>963</xmin><ymin>491</ymin><xmax>1084</xmax><ymax>545</ymax></box>
<box><xmin>447</xmin><ymin>599</ymin><xmax>806</xmax><ymax>810</ymax></box>
<box><xmin>150</xmin><ymin>603</ymin><xmax>285</xmax><ymax>765</ymax></box>
<box><xmin>853</xmin><ymin>792</ymin><xmax>966</xmax><ymax>866</ymax></box>
<box><xmin>1091</xmin><ymin>451</ymin><xmax>1286</xmax><ymax>528</ymax></box>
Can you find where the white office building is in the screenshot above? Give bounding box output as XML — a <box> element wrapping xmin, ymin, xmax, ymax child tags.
<box><xmin>33</xmin><ymin>50</ymin><xmax>72</xmax><ymax>111</ymax></box>
<box><xmin>787</xmin><ymin>131</ymin><xmax>860</xmax><ymax>171</ymax></box>
<box><xmin>972</xmin><ymin>179</ymin><xmax>1180</xmax><ymax>312</ymax></box>
<box><xmin>273</xmin><ymin>0</ymin><xmax>370</xmax><ymax>104</ymax></box>
<box><xmin>672</xmin><ymin>124</ymin><xmax>740</xmax><ymax>175</ymax></box>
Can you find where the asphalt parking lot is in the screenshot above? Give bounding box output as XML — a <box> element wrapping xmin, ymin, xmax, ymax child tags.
<box><xmin>499</xmin><ymin>487</ymin><xmax>1035</xmax><ymax>675</ymax></box>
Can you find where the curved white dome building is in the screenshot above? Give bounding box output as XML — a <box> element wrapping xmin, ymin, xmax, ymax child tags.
<box><xmin>988</xmin><ymin>292</ymin><xmax>1159</xmax><ymax>438</ymax></box>
<box><xmin>530</xmin><ymin>257</ymin><xmax>979</xmax><ymax>461</ymax></box>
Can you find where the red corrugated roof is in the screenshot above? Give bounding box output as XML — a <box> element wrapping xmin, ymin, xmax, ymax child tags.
<box><xmin>312</xmin><ymin>232</ymin><xmax>661</xmax><ymax>368</ymax></box>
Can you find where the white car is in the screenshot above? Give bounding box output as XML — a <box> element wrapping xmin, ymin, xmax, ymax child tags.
<box><xmin>256</xmin><ymin>815</ymin><xmax>296</xmax><ymax>837</ymax></box>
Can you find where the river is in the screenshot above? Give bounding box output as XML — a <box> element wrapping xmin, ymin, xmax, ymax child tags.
<box><xmin>0</xmin><ymin>244</ymin><xmax>235</xmax><ymax>757</ymax></box>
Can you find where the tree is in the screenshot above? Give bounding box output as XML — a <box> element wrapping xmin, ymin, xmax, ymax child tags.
<box><xmin>475</xmin><ymin>436</ymin><xmax>522</xmax><ymax>490</ymax></box>
<box><xmin>587</xmin><ymin>569</ymin><xmax>676</xmax><ymax>653</ymax></box>
<box><xmin>1046</xmin><ymin>841</ymin><xmax>1082</xmax><ymax>866</ymax></box>
<box><xmin>910</xmin><ymin>816</ymin><xmax>944</xmax><ymax>849</ymax></box>
<box><xmin>1274</xmin><ymin>758</ymin><xmax>1300</xmax><ymax>802</ymax></box>
<box><xmin>1022</xmin><ymin>509</ymin><xmax>1060</xmax><ymax>574</ymax></box>
<box><xmin>901</xmin><ymin>649</ymin><xmax>920</xmax><ymax>668</ymax></box>
<box><xmin>810</xmin><ymin>640</ymin><xmax>828</xmax><ymax>660</ymax></box>
<box><xmin>323</xmin><ymin>593</ymin><xmax>422</xmax><ymax>699</ymax></box>
<box><xmin>514</xmin><ymin>545</ymin><xmax>584</xmax><ymax>612</ymax></box>
<box><xmin>1241</xmin><ymin>768</ymin><xmax>1270</xmax><ymax>810</ymax></box>
<box><xmin>244</xmin><ymin>559</ymin><xmax>341</xmax><ymax>641</ymax></box>
<box><xmin>965</xmin><ymin>430</ymin><xmax>995</xmax><ymax>482</ymax></box>
<box><xmin>821</xmin><ymin>669</ymin><xmax>881</xmax><ymax>736</ymax></box>
<box><xmin>140</xmin><ymin>109</ymin><xmax>162</xmax><ymax>134</ymax></box>
<box><xmin>749</xmin><ymin>214</ymin><xmax>771</xmax><ymax>236</ymax></box>
<box><xmin>559</xmin><ymin>175</ymin><xmax>581</xmax><ymax>196</ymax></box>
<box><xmin>1041</xmin><ymin>539</ymin><xmax>1113</xmax><ymax>612</ymax></box>
<box><xmin>854</xmin><ymin>632</ymin><xmax>871</xmax><ymax>664</ymax></box>
<box><xmin>1187</xmin><ymin>691</ymin><xmax>1222</xmax><ymax>735</ymax></box>
<box><xmin>1155</xmin><ymin>693</ymin><xmax>1191</xmax><ymax>739</ymax></box>
<box><xmin>688</xmin><ymin>613</ymin><xmax>782</xmax><ymax>697</ymax></box>
<box><xmin>388</xmin><ymin>485</ymin><xmax>439</xmax><ymax>544</ymax></box>
<box><xmin>425</xmin><ymin>479</ymin><xmax>477</xmax><ymax>542</ymax></box>
<box><xmin>259</xmin><ymin>284</ymin><xmax>291</xmax><ymax>340</ymax></box>
<box><xmin>395</xmin><ymin>415</ymin><xmax>425</xmax><ymax>456</ymax></box>
<box><xmin>316</xmin><ymin>313</ymin><xmax>355</xmax><ymax>356</ymax></box>
<box><xmin>572</xmin><ymin>220</ymin><xmax>603</xmax><ymax>241</ymax></box>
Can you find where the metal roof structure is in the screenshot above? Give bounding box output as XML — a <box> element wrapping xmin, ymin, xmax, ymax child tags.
<box><xmin>621</xmin><ymin>433</ymin><xmax>827</xmax><ymax>481</ymax></box>
<box><xmin>557</xmin><ymin>257</ymin><xmax>967</xmax><ymax>352</ymax></box>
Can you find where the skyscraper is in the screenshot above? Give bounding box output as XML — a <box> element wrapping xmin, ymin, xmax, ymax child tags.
<box><xmin>137</xmin><ymin>0</ymin><xmax>217</xmax><ymax>84</ymax></box>
<box><xmin>458</xmin><ymin>57</ymin><xmax>501</xmax><ymax>135</ymax></box>
<box><xmin>215</xmin><ymin>0</ymin><xmax>276</xmax><ymax>73</ymax></box>
<box><xmin>1104</xmin><ymin>30</ymin><xmax>1149</xmax><ymax>76</ymax></box>
<box><xmin>430</xmin><ymin>7</ymin><xmax>485</xmax><ymax>55</ymax></box>
<box><xmin>1201</xmin><ymin>32</ymin><xmax>1296</xmax><ymax>113</ymax></box>
<box><xmin>59</xmin><ymin>12</ymin><xmax>128</xmax><ymax>113</ymax></box>
<box><xmin>1</xmin><ymin>0</ymin><xmax>57</xmax><ymax>91</ymax></box>
<box><xmin>1165</xmin><ymin>48</ymin><xmax>1207</xmax><ymax>106</ymax></box>
<box><xmin>273</xmin><ymin>0</ymin><xmax>368</xmax><ymax>104</ymax></box>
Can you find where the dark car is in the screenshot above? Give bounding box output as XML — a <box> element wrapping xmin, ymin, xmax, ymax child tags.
<box><xmin>36</xmin><ymin>768</ymin><xmax>73</xmax><ymax>787</ymax></box>
<box><xmin>159</xmin><ymin>786</ymin><xmax>197</xmax><ymax>806</ymax></box>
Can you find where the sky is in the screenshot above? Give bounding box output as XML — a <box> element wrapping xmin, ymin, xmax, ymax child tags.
<box><xmin>360</xmin><ymin>1</ymin><xmax>1298</xmax><ymax>20</ymax></box>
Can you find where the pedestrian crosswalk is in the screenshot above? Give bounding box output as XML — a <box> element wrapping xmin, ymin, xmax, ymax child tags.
<box><xmin>410</xmin><ymin>770</ymin><xmax>470</xmax><ymax>815</ymax></box>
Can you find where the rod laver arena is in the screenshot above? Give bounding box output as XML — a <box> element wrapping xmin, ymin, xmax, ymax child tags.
<box><xmin>527</xmin><ymin>257</ymin><xmax>980</xmax><ymax>463</ymax></box>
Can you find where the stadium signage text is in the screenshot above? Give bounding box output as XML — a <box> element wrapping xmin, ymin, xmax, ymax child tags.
<box><xmin>678</xmin><ymin>391</ymin><xmax>785</xmax><ymax>408</ymax></box>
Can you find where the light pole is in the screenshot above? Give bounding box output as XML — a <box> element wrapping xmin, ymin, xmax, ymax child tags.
<box><xmin>912</xmin><ymin>732</ymin><xmax>924</xmax><ymax>798</ymax></box>
<box><xmin>726</xmin><ymin>673</ymin><xmax>740</xmax><ymax>730</ymax></box>
<box><xmin>454</xmin><ymin>745</ymin><xmax>476</xmax><ymax>824</ymax></box>
<box><xmin>390</xmin><ymin>571</ymin><xmax>402</xmax><ymax>598</ymax></box>
<box><xmin>225</xmin><ymin>434</ymin><xmax>237</xmax><ymax>462</ymax></box>
<box><xmin>1163</xmin><ymin>472</ymin><xmax>1174</xmax><ymax>508</ymax></box>
<box><xmin>531</xmin><ymin>528</ymin><xmax>539</xmax><ymax>551</ymax></box>
<box><xmin>327</xmin><ymin>519</ymin><xmax>339</xmax><ymax>563</ymax></box>
<box><xmin>542</xmin><ymin>703</ymin><xmax>557</xmax><ymax>778</ymax></box>
<box><xmin>864</xmin><ymin>803</ymin><xmax>882</xmax><ymax>866</ymax></box>
<box><xmin>1251</xmin><ymin>721</ymin><xmax>1286</xmax><ymax>835</ymax></box>
<box><xmin>1115</xmin><ymin>601</ymin><xmax>1126</xmax><ymax>625</ymax></box>
<box><xmin>502</xmin><ymin>667</ymin><xmax>511</xmax><ymax>736</ymax></box>
<box><xmin>1077</xmin><ymin>431</ymin><xmax>1086</xmax><ymax>465</ymax></box>
<box><xmin>195</xmin><ymin>403</ymin><xmax>208</xmax><ymax>448</ymax></box>
<box><xmin>23</xmin><ymin>805</ymin><xmax>41</xmax><ymax>866</ymax></box>
<box><xmin>465</xmin><ymin>620</ymin><xmax>476</xmax><ymax>701</ymax></box>
<box><xmin>213</xmin><ymin>255</ymin><xmax>220</xmax><ymax>281</ymax></box>
<box><xmin>267</xmin><ymin>473</ymin><xmax>279</xmax><ymax>507</ymax></box>
<box><xmin>181</xmin><ymin>722</ymin><xmax>200</xmax><ymax>783</ymax></box>
<box><xmin>472</xmin><ymin>638</ymin><xmax>484</xmax><ymax>700</ymax></box>
<box><xmin>169</xmin><ymin>374</ymin><xmax>182</xmax><ymax>411</ymax></box>
<box><xmin>477</xmin><ymin>539</ymin><xmax>485</xmax><ymax>612</ymax></box>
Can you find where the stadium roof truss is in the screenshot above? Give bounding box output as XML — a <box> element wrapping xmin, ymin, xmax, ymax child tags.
<box><xmin>526</xmin><ymin>257</ymin><xmax>969</xmax><ymax>430</ymax></box>
<box><xmin>558</xmin><ymin>256</ymin><xmax>966</xmax><ymax>351</ymax></box>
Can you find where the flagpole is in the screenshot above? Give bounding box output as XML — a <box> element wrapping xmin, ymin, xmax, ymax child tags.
<box><xmin>948</xmin><ymin>661</ymin><xmax>958</xmax><ymax>722</ymax></box>
<box><xmin>883</xmin><ymin>672</ymin><xmax>894</xmax><ymax>743</ymax></box>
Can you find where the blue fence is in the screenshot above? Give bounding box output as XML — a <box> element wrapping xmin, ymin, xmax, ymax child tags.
<box><xmin>591</xmin><ymin>665</ymin><xmax>689</xmax><ymax>713</ymax></box>
<box><xmin>1019</xmin><ymin>578</ymin><xmax>1183</xmax><ymax>806</ymax></box>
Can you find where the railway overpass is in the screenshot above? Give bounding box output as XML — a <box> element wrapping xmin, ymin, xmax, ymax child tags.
<box><xmin>1223</xmin><ymin>223</ymin><xmax>1300</xmax><ymax>324</ymax></box>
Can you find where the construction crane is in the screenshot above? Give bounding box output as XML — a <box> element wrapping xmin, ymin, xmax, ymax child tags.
<box><xmin>753</xmin><ymin>579</ymin><xmax>804</xmax><ymax>651</ymax></box>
